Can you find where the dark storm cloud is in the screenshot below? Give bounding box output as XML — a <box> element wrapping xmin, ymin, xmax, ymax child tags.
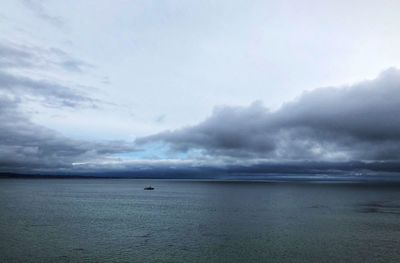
<box><xmin>138</xmin><ymin>101</ymin><xmax>276</xmax><ymax>157</ymax></box>
<box><xmin>20</xmin><ymin>0</ymin><xmax>64</xmax><ymax>28</ymax></box>
<box><xmin>137</xmin><ymin>68</ymin><xmax>400</xmax><ymax>162</ymax></box>
<box><xmin>0</xmin><ymin>97</ymin><xmax>135</xmax><ymax>173</ymax></box>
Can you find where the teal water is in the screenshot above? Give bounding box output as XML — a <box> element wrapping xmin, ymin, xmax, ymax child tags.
<box><xmin>1</xmin><ymin>179</ymin><xmax>400</xmax><ymax>263</ymax></box>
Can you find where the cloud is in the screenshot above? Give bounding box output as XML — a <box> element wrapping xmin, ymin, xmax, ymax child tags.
<box><xmin>0</xmin><ymin>39</ymin><xmax>134</xmax><ymax>174</ymax></box>
<box><xmin>0</xmin><ymin>43</ymin><xmax>34</xmax><ymax>69</ymax></box>
<box><xmin>0</xmin><ymin>96</ymin><xmax>135</xmax><ymax>174</ymax></box>
<box><xmin>137</xmin><ymin>68</ymin><xmax>400</xmax><ymax>162</ymax></box>
<box><xmin>154</xmin><ymin>114</ymin><xmax>166</xmax><ymax>123</ymax></box>
<box><xmin>49</xmin><ymin>47</ymin><xmax>93</xmax><ymax>73</ymax></box>
<box><xmin>0</xmin><ymin>42</ymin><xmax>92</xmax><ymax>73</ymax></box>
<box><xmin>21</xmin><ymin>0</ymin><xmax>64</xmax><ymax>28</ymax></box>
<box><xmin>0</xmin><ymin>41</ymin><xmax>98</xmax><ymax>108</ymax></box>
<box><xmin>0</xmin><ymin>71</ymin><xmax>96</xmax><ymax>108</ymax></box>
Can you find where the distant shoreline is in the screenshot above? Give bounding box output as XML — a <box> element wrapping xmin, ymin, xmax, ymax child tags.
<box><xmin>2</xmin><ymin>173</ymin><xmax>400</xmax><ymax>186</ymax></box>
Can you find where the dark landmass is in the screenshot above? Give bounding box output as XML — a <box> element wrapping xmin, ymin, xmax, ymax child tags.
<box><xmin>2</xmin><ymin>161</ymin><xmax>400</xmax><ymax>183</ymax></box>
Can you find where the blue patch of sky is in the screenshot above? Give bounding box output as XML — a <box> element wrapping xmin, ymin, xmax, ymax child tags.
<box><xmin>113</xmin><ymin>142</ymin><xmax>204</xmax><ymax>160</ymax></box>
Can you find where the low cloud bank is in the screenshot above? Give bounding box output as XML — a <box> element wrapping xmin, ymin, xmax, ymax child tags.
<box><xmin>0</xmin><ymin>96</ymin><xmax>135</xmax><ymax>173</ymax></box>
<box><xmin>138</xmin><ymin>68</ymin><xmax>400</xmax><ymax>163</ymax></box>
<box><xmin>2</xmin><ymin>66</ymin><xmax>400</xmax><ymax>176</ymax></box>
<box><xmin>0</xmin><ymin>41</ymin><xmax>133</xmax><ymax>173</ymax></box>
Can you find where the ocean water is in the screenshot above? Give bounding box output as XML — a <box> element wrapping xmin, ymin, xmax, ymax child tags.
<box><xmin>1</xmin><ymin>179</ymin><xmax>400</xmax><ymax>263</ymax></box>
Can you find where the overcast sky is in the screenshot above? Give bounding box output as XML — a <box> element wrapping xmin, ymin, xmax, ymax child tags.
<box><xmin>1</xmin><ymin>0</ymin><xmax>400</xmax><ymax>175</ymax></box>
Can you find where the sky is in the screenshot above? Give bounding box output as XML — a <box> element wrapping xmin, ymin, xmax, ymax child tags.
<box><xmin>1</xmin><ymin>0</ymin><xmax>400</xmax><ymax>176</ymax></box>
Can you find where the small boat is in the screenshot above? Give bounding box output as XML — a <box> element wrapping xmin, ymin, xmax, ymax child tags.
<box><xmin>144</xmin><ymin>186</ymin><xmax>154</xmax><ymax>190</ymax></box>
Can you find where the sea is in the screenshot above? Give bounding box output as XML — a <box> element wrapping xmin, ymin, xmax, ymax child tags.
<box><xmin>1</xmin><ymin>179</ymin><xmax>400</xmax><ymax>263</ymax></box>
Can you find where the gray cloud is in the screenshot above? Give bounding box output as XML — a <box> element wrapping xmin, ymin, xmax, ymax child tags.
<box><xmin>3</xmin><ymin>68</ymin><xmax>400</xmax><ymax>176</ymax></box>
<box><xmin>49</xmin><ymin>47</ymin><xmax>93</xmax><ymax>73</ymax></box>
<box><xmin>0</xmin><ymin>43</ymin><xmax>34</xmax><ymax>69</ymax></box>
<box><xmin>154</xmin><ymin>114</ymin><xmax>166</xmax><ymax>124</ymax></box>
<box><xmin>0</xmin><ymin>96</ymin><xmax>135</xmax><ymax>174</ymax></box>
<box><xmin>0</xmin><ymin>42</ymin><xmax>92</xmax><ymax>73</ymax></box>
<box><xmin>21</xmin><ymin>0</ymin><xmax>64</xmax><ymax>28</ymax></box>
<box><xmin>0</xmin><ymin>39</ymin><xmax>134</xmax><ymax>174</ymax></box>
<box><xmin>0</xmin><ymin>71</ymin><xmax>96</xmax><ymax>108</ymax></box>
<box><xmin>137</xmin><ymin>68</ymin><xmax>400</xmax><ymax>162</ymax></box>
<box><xmin>0</xmin><ymin>41</ymin><xmax>98</xmax><ymax>108</ymax></box>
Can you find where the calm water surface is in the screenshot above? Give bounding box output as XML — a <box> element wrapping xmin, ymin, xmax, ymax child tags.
<box><xmin>1</xmin><ymin>179</ymin><xmax>400</xmax><ymax>262</ymax></box>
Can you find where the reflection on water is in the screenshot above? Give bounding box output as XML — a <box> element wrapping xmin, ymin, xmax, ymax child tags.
<box><xmin>358</xmin><ymin>200</ymin><xmax>400</xmax><ymax>214</ymax></box>
<box><xmin>1</xmin><ymin>179</ymin><xmax>400</xmax><ymax>262</ymax></box>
